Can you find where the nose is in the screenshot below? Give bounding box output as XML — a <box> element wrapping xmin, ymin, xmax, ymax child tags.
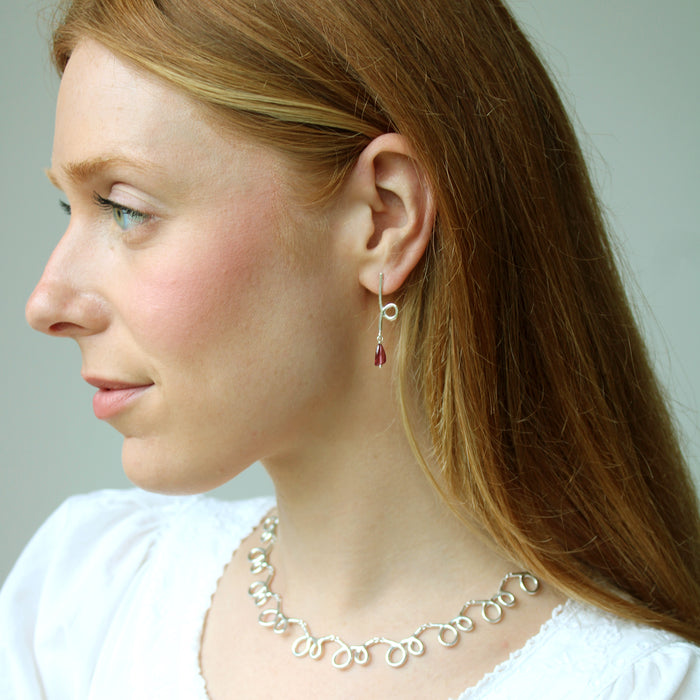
<box><xmin>25</xmin><ymin>228</ymin><xmax>109</xmax><ymax>338</ymax></box>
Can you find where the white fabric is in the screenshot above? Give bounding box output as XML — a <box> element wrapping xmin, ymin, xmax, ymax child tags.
<box><xmin>1</xmin><ymin>489</ymin><xmax>698</xmax><ymax>699</ymax></box>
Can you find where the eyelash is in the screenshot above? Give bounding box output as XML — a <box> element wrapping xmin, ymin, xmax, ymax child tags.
<box><xmin>92</xmin><ymin>192</ymin><xmax>150</xmax><ymax>232</ymax></box>
<box><xmin>58</xmin><ymin>194</ymin><xmax>150</xmax><ymax>232</ymax></box>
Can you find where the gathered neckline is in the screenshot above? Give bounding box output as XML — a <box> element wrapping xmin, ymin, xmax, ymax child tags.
<box><xmin>450</xmin><ymin>599</ymin><xmax>574</xmax><ymax>698</ymax></box>
<box><xmin>187</xmin><ymin>495</ymin><xmax>574</xmax><ymax>700</ymax></box>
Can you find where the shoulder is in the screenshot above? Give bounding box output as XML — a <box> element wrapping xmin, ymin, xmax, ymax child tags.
<box><xmin>0</xmin><ymin>488</ymin><xmax>274</xmax><ymax>698</ymax></box>
<box><xmin>2</xmin><ymin>488</ymin><xmax>269</xmax><ymax>591</ymax></box>
<box><xmin>559</xmin><ymin>602</ymin><xmax>700</xmax><ymax>699</ymax></box>
<box><xmin>1</xmin><ymin>487</ymin><xmax>274</xmax><ymax>604</ymax></box>
<box><xmin>29</xmin><ymin>485</ymin><xmax>270</xmax><ymax>533</ymax></box>
<box><xmin>461</xmin><ymin>600</ymin><xmax>700</xmax><ymax>700</ymax></box>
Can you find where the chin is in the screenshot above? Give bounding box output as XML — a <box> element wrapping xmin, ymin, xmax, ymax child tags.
<box><xmin>120</xmin><ymin>437</ymin><xmax>242</xmax><ymax>495</ymax></box>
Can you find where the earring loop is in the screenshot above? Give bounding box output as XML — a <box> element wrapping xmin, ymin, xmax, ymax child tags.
<box><xmin>375</xmin><ymin>272</ymin><xmax>398</xmax><ymax>367</ymax></box>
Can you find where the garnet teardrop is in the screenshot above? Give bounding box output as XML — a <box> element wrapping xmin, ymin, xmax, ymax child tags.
<box><xmin>375</xmin><ymin>343</ymin><xmax>387</xmax><ymax>367</ymax></box>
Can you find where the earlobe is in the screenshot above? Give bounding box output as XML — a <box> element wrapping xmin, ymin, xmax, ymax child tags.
<box><xmin>352</xmin><ymin>134</ymin><xmax>435</xmax><ymax>296</ymax></box>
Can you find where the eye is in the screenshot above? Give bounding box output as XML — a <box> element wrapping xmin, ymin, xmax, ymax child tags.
<box><xmin>92</xmin><ymin>192</ymin><xmax>150</xmax><ymax>232</ymax></box>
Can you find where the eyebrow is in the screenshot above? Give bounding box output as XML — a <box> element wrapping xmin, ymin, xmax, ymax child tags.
<box><xmin>45</xmin><ymin>155</ymin><xmax>162</xmax><ymax>188</ymax></box>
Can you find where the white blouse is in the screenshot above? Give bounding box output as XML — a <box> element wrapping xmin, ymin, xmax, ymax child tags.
<box><xmin>1</xmin><ymin>489</ymin><xmax>698</xmax><ymax>699</ymax></box>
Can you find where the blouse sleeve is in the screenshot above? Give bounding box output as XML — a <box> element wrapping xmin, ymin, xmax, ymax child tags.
<box><xmin>600</xmin><ymin>640</ymin><xmax>700</xmax><ymax>699</ymax></box>
<box><xmin>0</xmin><ymin>489</ymin><xmax>183</xmax><ymax>700</ymax></box>
<box><xmin>0</xmin><ymin>498</ymin><xmax>70</xmax><ymax>699</ymax></box>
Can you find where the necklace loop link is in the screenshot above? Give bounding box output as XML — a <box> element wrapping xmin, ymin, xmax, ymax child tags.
<box><xmin>247</xmin><ymin>515</ymin><xmax>540</xmax><ymax>670</ymax></box>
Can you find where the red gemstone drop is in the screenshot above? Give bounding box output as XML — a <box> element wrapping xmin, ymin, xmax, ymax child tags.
<box><xmin>375</xmin><ymin>343</ymin><xmax>387</xmax><ymax>367</ymax></box>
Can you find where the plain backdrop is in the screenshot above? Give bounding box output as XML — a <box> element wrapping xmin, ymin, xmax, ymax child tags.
<box><xmin>1</xmin><ymin>0</ymin><xmax>698</xmax><ymax>583</ymax></box>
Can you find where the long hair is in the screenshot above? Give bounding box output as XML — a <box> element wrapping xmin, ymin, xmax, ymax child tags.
<box><xmin>51</xmin><ymin>0</ymin><xmax>700</xmax><ymax>642</ymax></box>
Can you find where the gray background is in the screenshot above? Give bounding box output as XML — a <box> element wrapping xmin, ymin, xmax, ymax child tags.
<box><xmin>1</xmin><ymin>0</ymin><xmax>698</xmax><ymax>583</ymax></box>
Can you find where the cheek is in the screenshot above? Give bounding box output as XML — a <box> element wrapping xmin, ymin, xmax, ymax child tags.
<box><xmin>124</xmin><ymin>217</ymin><xmax>272</xmax><ymax>358</ymax></box>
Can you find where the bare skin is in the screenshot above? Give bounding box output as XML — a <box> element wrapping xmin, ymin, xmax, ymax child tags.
<box><xmin>29</xmin><ymin>40</ymin><xmax>566</xmax><ymax>699</ymax></box>
<box><xmin>200</xmin><ymin>518</ymin><xmax>565</xmax><ymax>700</ymax></box>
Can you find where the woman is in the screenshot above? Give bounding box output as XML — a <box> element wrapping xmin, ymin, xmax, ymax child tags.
<box><xmin>1</xmin><ymin>0</ymin><xmax>699</xmax><ymax>697</ymax></box>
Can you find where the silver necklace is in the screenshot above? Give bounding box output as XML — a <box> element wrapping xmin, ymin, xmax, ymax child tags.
<box><xmin>247</xmin><ymin>515</ymin><xmax>540</xmax><ymax>670</ymax></box>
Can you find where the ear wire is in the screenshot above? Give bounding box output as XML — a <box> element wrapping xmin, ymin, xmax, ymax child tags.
<box><xmin>375</xmin><ymin>272</ymin><xmax>399</xmax><ymax>367</ymax></box>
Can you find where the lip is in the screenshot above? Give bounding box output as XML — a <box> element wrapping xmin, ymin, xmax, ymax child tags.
<box><xmin>83</xmin><ymin>376</ymin><xmax>154</xmax><ymax>420</ymax></box>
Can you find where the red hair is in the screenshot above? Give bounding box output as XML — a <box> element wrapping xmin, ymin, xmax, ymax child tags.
<box><xmin>52</xmin><ymin>0</ymin><xmax>700</xmax><ymax>642</ymax></box>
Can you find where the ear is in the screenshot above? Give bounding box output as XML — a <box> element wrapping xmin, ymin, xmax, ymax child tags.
<box><xmin>347</xmin><ymin>134</ymin><xmax>435</xmax><ymax>295</ymax></box>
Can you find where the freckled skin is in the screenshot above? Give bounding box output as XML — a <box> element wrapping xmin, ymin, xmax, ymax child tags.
<box><xmin>27</xmin><ymin>40</ymin><xmax>362</xmax><ymax>494</ymax></box>
<box><xmin>24</xmin><ymin>41</ymin><xmax>572</xmax><ymax>700</ymax></box>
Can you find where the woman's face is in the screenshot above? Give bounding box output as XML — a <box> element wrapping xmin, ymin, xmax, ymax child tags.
<box><xmin>26</xmin><ymin>40</ymin><xmax>360</xmax><ymax>493</ymax></box>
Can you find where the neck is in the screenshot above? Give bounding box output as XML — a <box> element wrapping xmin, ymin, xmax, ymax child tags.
<box><xmin>259</xmin><ymin>379</ymin><xmax>516</xmax><ymax>636</ymax></box>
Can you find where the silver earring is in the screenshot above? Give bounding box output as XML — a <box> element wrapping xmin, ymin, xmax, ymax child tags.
<box><xmin>375</xmin><ymin>272</ymin><xmax>399</xmax><ymax>367</ymax></box>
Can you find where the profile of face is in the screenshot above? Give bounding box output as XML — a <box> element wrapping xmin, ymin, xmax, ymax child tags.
<box><xmin>26</xmin><ymin>40</ymin><xmax>366</xmax><ymax>494</ymax></box>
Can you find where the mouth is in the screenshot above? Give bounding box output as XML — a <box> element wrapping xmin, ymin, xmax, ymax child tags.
<box><xmin>83</xmin><ymin>375</ymin><xmax>154</xmax><ymax>420</ymax></box>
